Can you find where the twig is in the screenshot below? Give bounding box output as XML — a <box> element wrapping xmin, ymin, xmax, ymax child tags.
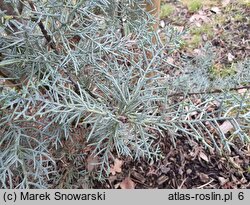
<box><xmin>27</xmin><ymin>0</ymin><xmax>57</xmax><ymax>52</ymax></box>
<box><xmin>26</xmin><ymin>0</ymin><xmax>98</xmax><ymax>99</ymax></box>
<box><xmin>178</xmin><ymin>177</ymin><xmax>187</xmax><ymax>189</ymax></box>
<box><xmin>196</xmin><ymin>179</ymin><xmax>214</xmax><ymax>189</ymax></box>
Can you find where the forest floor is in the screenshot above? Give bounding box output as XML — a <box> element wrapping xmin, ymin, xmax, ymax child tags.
<box><xmin>90</xmin><ymin>0</ymin><xmax>250</xmax><ymax>189</ymax></box>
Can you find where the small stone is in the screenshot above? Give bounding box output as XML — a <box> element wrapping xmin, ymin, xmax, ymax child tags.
<box><xmin>160</xmin><ymin>20</ymin><xmax>165</xmax><ymax>28</ymax></box>
<box><xmin>218</xmin><ymin>177</ymin><xmax>228</xmax><ymax>186</ymax></box>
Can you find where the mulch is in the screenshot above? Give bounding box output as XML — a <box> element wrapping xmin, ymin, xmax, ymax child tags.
<box><xmin>92</xmin><ymin>135</ymin><xmax>250</xmax><ymax>189</ymax></box>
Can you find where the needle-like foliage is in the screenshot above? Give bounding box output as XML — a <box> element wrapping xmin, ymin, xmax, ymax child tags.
<box><xmin>0</xmin><ymin>0</ymin><xmax>249</xmax><ymax>188</ymax></box>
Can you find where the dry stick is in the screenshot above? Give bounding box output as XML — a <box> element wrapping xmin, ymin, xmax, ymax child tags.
<box><xmin>27</xmin><ymin>0</ymin><xmax>57</xmax><ymax>52</ymax></box>
<box><xmin>167</xmin><ymin>85</ymin><xmax>250</xmax><ymax>98</ymax></box>
<box><xmin>27</xmin><ymin>0</ymin><xmax>97</xmax><ymax>99</ymax></box>
<box><xmin>196</xmin><ymin>179</ymin><xmax>214</xmax><ymax>189</ymax></box>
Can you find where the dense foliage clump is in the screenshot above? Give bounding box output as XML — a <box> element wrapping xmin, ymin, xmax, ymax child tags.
<box><xmin>0</xmin><ymin>0</ymin><xmax>249</xmax><ymax>188</ymax></box>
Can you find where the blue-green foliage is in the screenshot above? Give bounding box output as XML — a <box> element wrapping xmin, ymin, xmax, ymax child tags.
<box><xmin>0</xmin><ymin>0</ymin><xmax>249</xmax><ymax>188</ymax></box>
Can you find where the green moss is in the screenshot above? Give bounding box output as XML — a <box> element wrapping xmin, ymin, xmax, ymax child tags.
<box><xmin>238</xmin><ymin>0</ymin><xmax>250</xmax><ymax>7</ymax></box>
<box><xmin>234</xmin><ymin>13</ymin><xmax>245</xmax><ymax>22</ymax></box>
<box><xmin>210</xmin><ymin>63</ymin><xmax>237</xmax><ymax>78</ymax></box>
<box><xmin>182</xmin><ymin>0</ymin><xmax>203</xmax><ymax>12</ymax></box>
<box><xmin>182</xmin><ymin>0</ymin><xmax>222</xmax><ymax>12</ymax></box>
<box><xmin>182</xmin><ymin>34</ymin><xmax>202</xmax><ymax>49</ymax></box>
<box><xmin>214</xmin><ymin>15</ymin><xmax>227</xmax><ymax>25</ymax></box>
<box><xmin>248</xmin><ymin>166</ymin><xmax>250</xmax><ymax>174</ymax></box>
<box><xmin>192</xmin><ymin>35</ymin><xmax>202</xmax><ymax>47</ymax></box>
<box><xmin>189</xmin><ymin>0</ymin><xmax>202</xmax><ymax>12</ymax></box>
<box><xmin>191</xmin><ymin>24</ymin><xmax>214</xmax><ymax>38</ymax></box>
<box><xmin>160</xmin><ymin>4</ymin><xmax>175</xmax><ymax>18</ymax></box>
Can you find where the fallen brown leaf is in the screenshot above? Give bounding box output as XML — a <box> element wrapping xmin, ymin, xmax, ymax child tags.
<box><xmin>86</xmin><ymin>155</ymin><xmax>98</xmax><ymax>172</ymax></box>
<box><xmin>110</xmin><ymin>158</ymin><xmax>123</xmax><ymax>175</ymax></box>
<box><xmin>218</xmin><ymin>176</ymin><xmax>228</xmax><ymax>186</ymax></box>
<box><xmin>189</xmin><ymin>12</ymin><xmax>210</xmax><ymax>25</ymax></box>
<box><xmin>199</xmin><ymin>152</ymin><xmax>209</xmax><ymax>162</ymax></box>
<box><xmin>219</xmin><ymin>121</ymin><xmax>234</xmax><ymax>134</ymax></box>
<box><xmin>120</xmin><ymin>177</ymin><xmax>135</xmax><ymax>189</ymax></box>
